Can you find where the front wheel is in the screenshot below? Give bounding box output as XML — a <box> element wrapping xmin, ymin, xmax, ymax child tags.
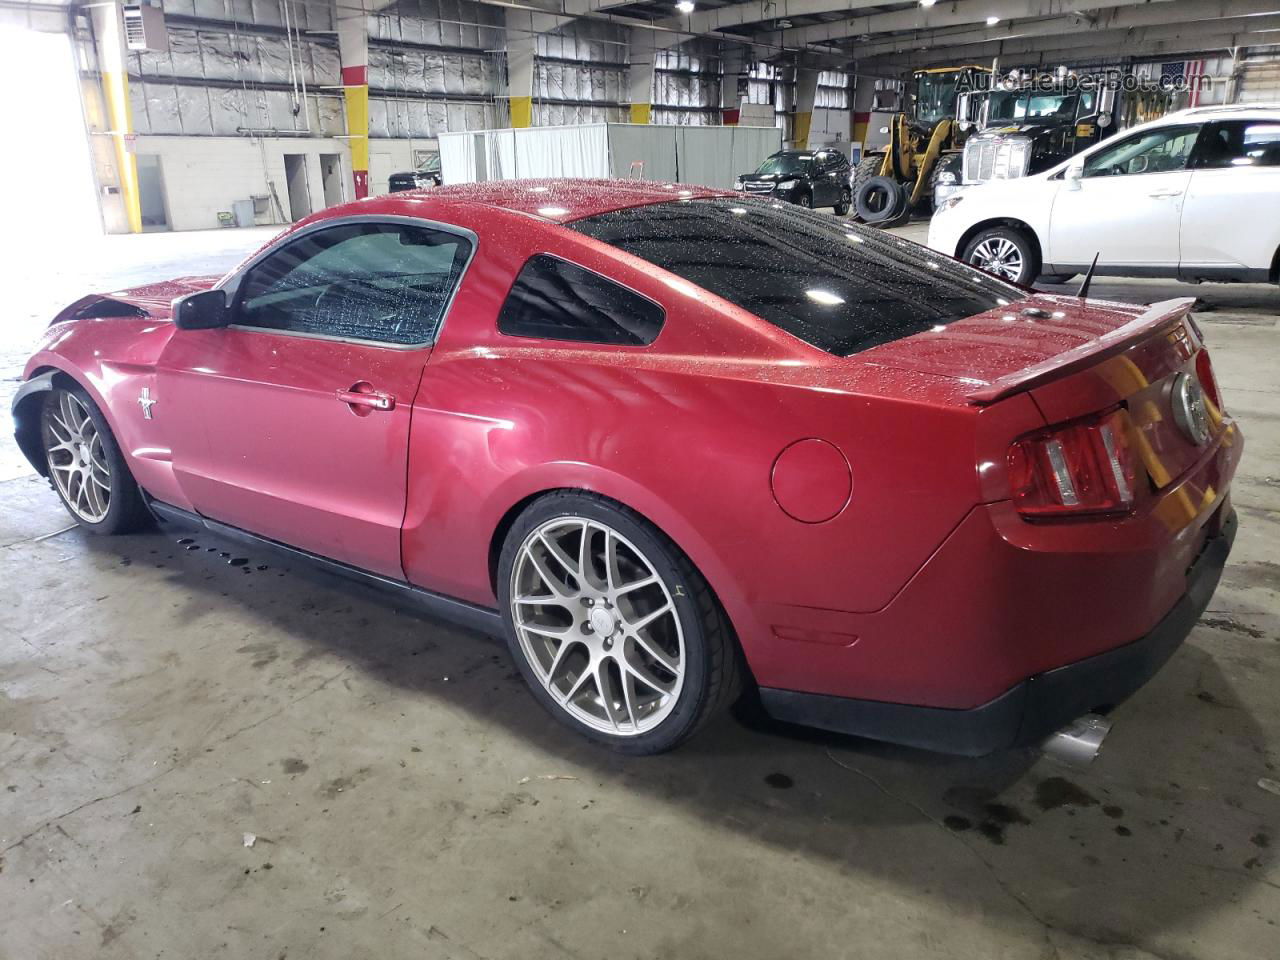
<box><xmin>40</xmin><ymin>385</ymin><xmax>151</xmax><ymax>534</ymax></box>
<box><xmin>498</xmin><ymin>492</ymin><xmax>742</xmax><ymax>754</ymax></box>
<box><xmin>796</xmin><ymin>192</ymin><xmax>812</xmax><ymax>208</ymax></box>
<box><xmin>833</xmin><ymin>189</ymin><xmax>852</xmax><ymax>216</ymax></box>
<box><xmin>962</xmin><ymin>227</ymin><xmax>1039</xmax><ymax>285</ymax></box>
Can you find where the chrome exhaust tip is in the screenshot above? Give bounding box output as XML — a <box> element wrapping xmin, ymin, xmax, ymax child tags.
<box><xmin>1040</xmin><ymin>713</ymin><xmax>1111</xmax><ymax>767</ymax></box>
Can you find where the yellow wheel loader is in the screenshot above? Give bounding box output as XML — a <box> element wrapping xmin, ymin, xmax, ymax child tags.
<box><xmin>853</xmin><ymin>66</ymin><xmax>989</xmax><ymax>227</ymax></box>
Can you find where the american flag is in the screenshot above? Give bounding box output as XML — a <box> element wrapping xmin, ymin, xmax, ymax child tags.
<box><xmin>1162</xmin><ymin>59</ymin><xmax>1206</xmax><ymax>106</ymax></box>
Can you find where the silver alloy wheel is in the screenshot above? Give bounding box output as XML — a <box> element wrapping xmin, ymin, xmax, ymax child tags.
<box><xmin>511</xmin><ymin>517</ymin><xmax>686</xmax><ymax>736</ymax></box>
<box><xmin>44</xmin><ymin>391</ymin><xmax>111</xmax><ymax>523</ymax></box>
<box><xmin>969</xmin><ymin>236</ymin><xmax>1025</xmax><ymax>281</ymax></box>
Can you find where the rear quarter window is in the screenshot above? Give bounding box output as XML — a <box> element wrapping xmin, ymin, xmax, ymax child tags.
<box><xmin>568</xmin><ymin>198</ymin><xmax>1026</xmax><ymax>356</ymax></box>
<box><xmin>497</xmin><ymin>254</ymin><xmax>664</xmax><ymax>346</ymax></box>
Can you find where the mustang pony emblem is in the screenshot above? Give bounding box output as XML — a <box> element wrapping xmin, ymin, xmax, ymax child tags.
<box><xmin>137</xmin><ymin>387</ymin><xmax>157</xmax><ymax>420</ymax></box>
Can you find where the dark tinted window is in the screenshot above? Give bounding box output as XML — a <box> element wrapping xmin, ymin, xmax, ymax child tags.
<box><xmin>497</xmin><ymin>254</ymin><xmax>664</xmax><ymax>346</ymax></box>
<box><xmin>569</xmin><ymin>198</ymin><xmax>1026</xmax><ymax>356</ymax></box>
<box><xmin>236</xmin><ymin>222</ymin><xmax>470</xmax><ymax>345</ymax></box>
<box><xmin>1196</xmin><ymin>120</ymin><xmax>1280</xmax><ymax>169</ymax></box>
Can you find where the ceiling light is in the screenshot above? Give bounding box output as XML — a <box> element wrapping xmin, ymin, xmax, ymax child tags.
<box><xmin>675</xmin><ymin>1</ymin><xmax>695</xmax><ymax>12</ymax></box>
<box><xmin>806</xmin><ymin>289</ymin><xmax>845</xmax><ymax>306</ymax></box>
<box><xmin>919</xmin><ymin>0</ymin><xmax>937</xmax><ymax>7</ymax></box>
<box><xmin>986</xmin><ymin>15</ymin><xmax>1000</xmax><ymax>25</ymax></box>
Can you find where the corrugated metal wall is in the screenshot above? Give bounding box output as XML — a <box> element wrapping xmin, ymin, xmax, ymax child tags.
<box><xmin>123</xmin><ymin>1</ymin><xmax>830</xmax><ymax>138</ymax></box>
<box><xmin>128</xmin><ymin>0</ymin><xmax>505</xmax><ymax>137</ymax></box>
<box><xmin>1239</xmin><ymin>52</ymin><xmax>1280</xmax><ymax>102</ymax></box>
<box><xmin>535</xmin><ymin>19</ymin><xmax>627</xmax><ymax>125</ymax></box>
<box><xmin>652</xmin><ymin>45</ymin><xmax>721</xmax><ymax>125</ymax></box>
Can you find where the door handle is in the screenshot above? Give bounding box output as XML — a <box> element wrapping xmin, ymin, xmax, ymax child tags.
<box><xmin>1148</xmin><ymin>189</ymin><xmax>1182</xmax><ymax>198</ymax></box>
<box><xmin>336</xmin><ymin>385</ymin><xmax>395</xmax><ymax>411</ymax></box>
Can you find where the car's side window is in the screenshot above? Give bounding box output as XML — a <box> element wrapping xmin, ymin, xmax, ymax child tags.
<box><xmin>234</xmin><ymin>221</ymin><xmax>471</xmax><ymax>346</ymax></box>
<box><xmin>1195</xmin><ymin>120</ymin><xmax>1280</xmax><ymax>169</ymax></box>
<box><xmin>1082</xmin><ymin>125</ymin><xmax>1201</xmax><ymax>178</ymax></box>
<box><xmin>497</xmin><ymin>254</ymin><xmax>664</xmax><ymax>346</ymax></box>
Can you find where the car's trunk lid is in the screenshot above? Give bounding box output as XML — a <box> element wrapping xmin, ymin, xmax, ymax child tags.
<box><xmin>862</xmin><ymin>293</ymin><xmax>1225</xmax><ymax>492</ymax></box>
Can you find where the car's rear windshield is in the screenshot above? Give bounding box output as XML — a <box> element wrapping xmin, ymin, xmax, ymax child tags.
<box><xmin>568</xmin><ymin>198</ymin><xmax>1028</xmax><ymax>357</ymax></box>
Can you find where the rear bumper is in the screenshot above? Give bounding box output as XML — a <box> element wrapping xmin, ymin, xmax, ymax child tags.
<box><xmin>759</xmin><ymin>508</ymin><xmax>1236</xmax><ymax>756</ymax></box>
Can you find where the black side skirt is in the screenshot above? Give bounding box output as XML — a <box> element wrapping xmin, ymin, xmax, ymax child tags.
<box><xmin>147</xmin><ymin>500</ymin><xmax>505</xmax><ymax>639</ymax></box>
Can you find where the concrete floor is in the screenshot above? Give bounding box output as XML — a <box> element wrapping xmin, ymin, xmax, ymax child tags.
<box><xmin>1</xmin><ymin>222</ymin><xmax>1277</xmax><ymax>960</ymax></box>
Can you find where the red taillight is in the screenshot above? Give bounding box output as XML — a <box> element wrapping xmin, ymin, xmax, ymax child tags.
<box><xmin>1195</xmin><ymin>350</ymin><xmax>1223</xmax><ymax>413</ymax></box>
<box><xmin>1009</xmin><ymin>409</ymin><xmax>1139</xmax><ymax>518</ymax></box>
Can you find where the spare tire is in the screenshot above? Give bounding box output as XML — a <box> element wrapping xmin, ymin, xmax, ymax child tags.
<box><xmin>855</xmin><ymin>176</ymin><xmax>906</xmax><ymax>225</ymax></box>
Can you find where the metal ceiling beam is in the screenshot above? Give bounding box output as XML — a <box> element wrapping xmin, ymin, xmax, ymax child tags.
<box><xmin>559</xmin><ymin>0</ymin><xmax>647</xmax><ymax>13</ymax></box>
<box><xmin>657</xmin><ymin>0</ymin><xmax>1179</xmax><ymax>41</ymax></box>
<box><xmin>863</xmin><ymin>13</ymin><xmax>1280</xmax><ymax>69</ymax></box>
<box><xmin>665</xmin><ymin>0</ymin><xmax>889</xmax><ymax>35</ymax></box>
<box><xmin>846</xmin><ymin>0</ymin><xmax>1280</xmax><ymax>60</ymax></box>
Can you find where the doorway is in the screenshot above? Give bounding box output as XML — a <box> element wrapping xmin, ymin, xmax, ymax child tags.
<box><xmin>370</xmin><ymin>151</ymin><xmax>393</xmax><ymax>197</ymax></box>
<box><xmin>0</xmin><ymin>27</ymin><xmax>100</xmax><ymax>238</ymax></box>
<box><xmin>135</xmin><ymin>154</ymin><xmax>169</xmax><ymax>230</ymax></box>
<box><xmin>283</xmin><ymin>153</ymin><xmax>311</xmax><ymax>221</ymax></box>
<box><xmin>319</xmin><ymin>153</ymin><xmax>344</xmax><ymax>207</ymax></box>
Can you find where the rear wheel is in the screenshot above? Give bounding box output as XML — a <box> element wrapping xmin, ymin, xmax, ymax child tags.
<box><xmin>962</xmin><ymin>226</ymin><xmax>1038</xmax><ymax>285</ymax></box>
<box><xmin>41</xmin><ymin>385</ymin><xmax>150</xmax><ymax>534</ymax></box>
<box><xmin>498</xmin><ymin>492</ymin><xmax>741</xmax><ymax>754</ymax></box>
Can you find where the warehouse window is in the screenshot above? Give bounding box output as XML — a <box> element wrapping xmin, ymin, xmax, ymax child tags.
<box><xmin>569</xmin><ymin>198</ymin><xmax>1027</xmax><ymax>357</ymax></box>
<box><xmin>235</xmin><ymin>222</ymin><xmax>471</xmax><ymax>345</ymax></box>
<box><xmin>497</xmin><ymin>254</ymin><xmax>664</xmax><ymax>346</ymax></box>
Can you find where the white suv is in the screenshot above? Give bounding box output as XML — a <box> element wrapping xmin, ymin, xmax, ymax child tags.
<box><xmin>927</xmin><ymin>104</ymin><xmax>1280</xmax><ymax>286</ymax></box>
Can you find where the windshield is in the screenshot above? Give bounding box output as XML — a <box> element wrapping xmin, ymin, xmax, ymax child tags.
<box><xmin>755</xmin><ymin>154</ymin><xmax>812</xmax><ymax>176</ymax></box>
<box><xmin>915</xmin><ymin>71</ymin><xmax>962</xmax><ymax>125</ymax></box>
<box><xmin>568</xmin><ymin>198</ymin><xmax>1027</xmax><ymax>357</ymax></box>
<box><xmin>986</xmin><ymin>90</ymin><xmax>1093</xmax><ymax>124</ymax></box>
<box><xmin>418</xmin><ymin>153</ymin><xmax>441</xmax><ymax>173</ymax></box>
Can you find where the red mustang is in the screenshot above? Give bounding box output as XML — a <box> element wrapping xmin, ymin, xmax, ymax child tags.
<box><xmin>13</xmin><ymin>180</ymin><xmax>1241</xmax><ymax>756</ymax></box>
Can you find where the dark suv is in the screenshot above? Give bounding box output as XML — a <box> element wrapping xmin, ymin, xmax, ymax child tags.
<box><xmin>735</xmin><ymin>149</ymin><xmax>852</xmax><ymax>214</ymax></box>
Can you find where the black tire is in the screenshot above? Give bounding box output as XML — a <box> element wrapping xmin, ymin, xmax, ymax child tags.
<box><xmin>850</xmin><ymin>154</ymin><xmax>884</xmax><ymax>213</ymax></box>
<box><xmin>1037</xmin><ymin>273</ymin><xmax>1076</xmax><ymax>285</ymax></box>
<box><xmin>961</xmin><ymin>226</ymin><xmax>1039</xmax><ymax>286</ymax></box>
<box><xmin>497</xmin><ymin>491</ymin><xmax>743</xmax><ymax>755</ymax></box>
<box><xmin>855</xmin><ymin>175</ymin><xmax>906</xmax><ymax>225</ymax></box>
<box><xmin>797</xmin><ymin>192</ymin><xmax>812</xmax><ymax>208</ymax></box>
<box><xmin>833</xmin><ymin>189</ymin><xmax>852</xmax><ymax>216</ymax></box>
<box><xmin>40</xmin><ymin>385</ymin><xmax>151</xmax><ymax>535</ymax></box>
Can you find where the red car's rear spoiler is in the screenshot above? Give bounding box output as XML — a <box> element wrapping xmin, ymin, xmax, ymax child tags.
<box><xmin>966</xmin><ymin>297</ymin><xmax>1196</xmax><ymax>405</ymax></box>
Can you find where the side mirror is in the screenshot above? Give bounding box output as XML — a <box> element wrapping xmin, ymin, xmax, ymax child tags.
<box><xmin>173</xmin><ymin>289</ymin><xmax>230</xmax><ymax>330</ymax></box>
<box><xmin>1066</xmin><ymin>162</ymin><xmax>1084</xmax><ymax>189</ymax></box>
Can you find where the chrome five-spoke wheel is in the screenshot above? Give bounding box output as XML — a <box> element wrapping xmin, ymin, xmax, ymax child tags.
<box><xmin>968</xmin><ymin>235</ymin><xmax>1025</xmax><ymax>282</ymax></box>
<box><xmin>511</xmin><ymin>517</ymin><xmax>685</xmax><ymax>736</ymax></box>
<box><xmin>43</xmin><ymin>389</ymin><xmax>111</xmax><ymax>523</ymax></box>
